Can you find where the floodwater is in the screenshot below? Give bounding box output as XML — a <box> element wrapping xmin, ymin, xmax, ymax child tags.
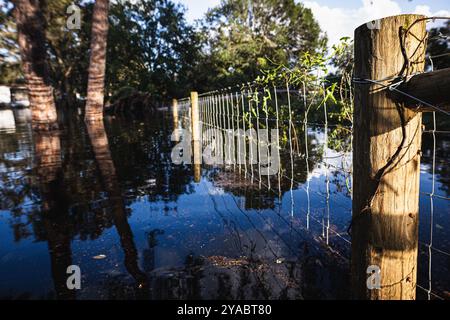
<box><xmin>0</xmin><ymin>108</ymin><xmax>448</xmax><ymax>300</ymax></box>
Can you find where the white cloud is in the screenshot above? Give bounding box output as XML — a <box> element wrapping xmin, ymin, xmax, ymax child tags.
<box><xmin>413</xmin><ymin>6</ymin><xmax>450</xmax><ymax>28</ymax></box>
<box><xmin>303</xmin><ymin>0</ymin><xmax>450</xmax><ymax>50</ymax></box>
<box><xmin>413</xmin><ymin>5</ymin><xmax>433</xmax><ymax>17</ymax></box>
<box><xmin>304</xmin><ymin>0</ymin><xmax>401</xmax><ymax>49</ymax></box>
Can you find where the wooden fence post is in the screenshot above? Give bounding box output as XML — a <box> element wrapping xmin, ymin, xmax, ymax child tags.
<box><xmin>190</xmin><ymin>92</ymin><xmax>202</xmax><ymax>181</ymax></box>
<box><xmin>193</xmin><ymin>141</ymin><xmax>202</xmax><ymax>182</ymax></box>
<box><xmin>352</xmin><ymin>14</ymin><xmax>427</xmax><ymax>300</ymax></box>
<box><xmin>172</xmin><ymin>98</ymin><xmax>179</xmax><ymax>141</ymax></box>
<box><xmin>190</xmin><ymin>92</ymin><xmax>200</xmax><ymax>143</ymax></box>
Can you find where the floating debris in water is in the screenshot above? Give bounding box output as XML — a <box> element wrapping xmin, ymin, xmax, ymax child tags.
<box><xmin>93</xmin><ymin>254</ymin><xmax>107</xmax><ymax>260</ymax></box>
<box><xmin>207</xmin><ymin>256</ymin><xmax>248</xmax><ymax>268</ymax></box>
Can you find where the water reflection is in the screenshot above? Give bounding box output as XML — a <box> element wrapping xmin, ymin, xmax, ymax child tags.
<box><xmin>0</xmin><ymin>110</ymin><xmax>16</xmax><ymax>132</ymax></box>
<box><xmin>86</xmin><ymin>121</ymin><xmax>149</xmax><ymax>297</ymax></box>
<box><xmin>0</xmin><ymin>110</ymin><xmax>448</xmax><ymax>299</ymax></box>
<box><xmin>33</xmin><ymin>130</ymin><xmax>75</xmax><ymax>300</ymax></box>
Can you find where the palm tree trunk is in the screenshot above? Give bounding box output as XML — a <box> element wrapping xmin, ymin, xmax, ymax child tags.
<box><xmin>86</xmin><ymin>121</ymin><xmax>149</xmax><ymax>294</ymax></box>
<box><xmin>85</xmin><ymin>0</ymin><xmax>110</xmax><ymax>122</ymax></box>
<box><xmin>33</xmin><ymin>130</ymin><xmax>76</xmax><ymax>299</ymax></box>
<box><xmin>13</xmin><ymin>0</ymin><xmax>58</xmax><ymax>130</ymax></box>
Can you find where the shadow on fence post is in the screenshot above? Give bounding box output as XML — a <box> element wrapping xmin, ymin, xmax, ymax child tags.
<box><xmin>352</xmin><ymin>14</ymin><xmax>427</xmax><ymax>300</ymax></box>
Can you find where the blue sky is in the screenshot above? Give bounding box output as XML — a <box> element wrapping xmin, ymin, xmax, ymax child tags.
<box><xmin>176</xmin><ymin>0</ymin><xmax>221</xmax><ymax>22</ymax></box>
<box><xmin>175</xmin><ymin>0</ymin><xmax>450</xmax><ymax>47</ymax></box>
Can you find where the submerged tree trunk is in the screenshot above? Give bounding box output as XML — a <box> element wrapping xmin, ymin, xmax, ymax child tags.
<box><xmin>13</xmin><ymin>0</ymin><xmax>58</xmax><ymax>130</ymax></box>
<box><xmin>85</xmin><ymin>0</ymin><xmax>110</xmax><ymax>122</ymax></box>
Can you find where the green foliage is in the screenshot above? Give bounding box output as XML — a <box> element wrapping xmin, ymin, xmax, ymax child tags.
<box><xmin>0</xmin><ymin>0</ymin><xmax>331</xmax><ymax>106</ymax></box>
<box><xmin>0</xmin><ymin>0</ymin><xmax>21</xmax><ymax>84</ymax></box>
<box><xmin>199</xmin><ymin>0</ymin><xmax>327</xmax><ymax>90</ymax></box>
<box><xmin>427</xmin><ymin>20</ymin><xmax>450</xmax><ymax>70</ymax></box>
<box><xmin>327</xmin><ymin>37</ymin><xmax>354</xmax><ymax>154</ymax></box>
<box><xmin>106</xmin><ymin>0</ymin><xmax>204</xmax><ymax>102</ymax></box>
<box><xmin>0</xmin><ymin>0</ymin><xmax>203</xmax><ymax>103</ymax></box>
<box><xmin>0</xmin><ymin>0</ymin><xmax>92</xmax><ymax>101</ymax></box>
<box><xmin>228</xmin><ymin>37</ymin><xmax>355</xmax><ymax>158</ymax></box>
<box><xmin>251</xmin><ymin>50</ymin><xmax>334</xmax><ymax>121</ymax></box>
<box><xmin>110</xmin><ymin>86</ymin><xmax>137</xmax><ymax>103</ymax></box>
<box><xmin>43</xmin><ymin>0</ymin><xmax>92</xmax><ymax>104</ymax></box>
<box><xmin>0</xmin><ymin>62</ymin><xmax>21</xmax><ymax>85</ymax></box>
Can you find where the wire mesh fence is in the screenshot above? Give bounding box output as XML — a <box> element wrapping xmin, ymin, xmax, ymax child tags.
<box><xmin>171</xmin><ymin>17</ymin><xmax>450</xmax><ymax>298</ymax></box>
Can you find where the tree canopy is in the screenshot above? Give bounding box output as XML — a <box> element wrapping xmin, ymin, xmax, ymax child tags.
<box><xmin>0</xmin><ymin>0</ymin><xmax>21</xmax><ymax>85</ymax></box>
<box><xmin>106</xmin><ymin>0</ymin><xmax>203</xmax><ymax>102</ymax></box>
<box><xmin>0</xmin><ymin>0</ymin><xmax>327</xmax><ymax>103</ymax></box>
<box><xmin>199</xmin><ymin>0</ymin><xmax>327</xmax><ymax>89</ymax></box>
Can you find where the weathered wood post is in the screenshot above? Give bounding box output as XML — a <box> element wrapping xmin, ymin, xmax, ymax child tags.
<box><xmin>190</xmin><ymin>92</ymin><xmax>201</xmax><ymax>143</ymax></box>
<box><xmin>352</xmin><ymin>14</ymin><xmax>427</xmax><ymax>300</ymax></box>
<box><xmin>193</xmin><ymin>141</ymin><xmax>202</xmax><ymax>183</ymax></box>
<box><xmin>172</xmin><ymin>98</ymin><xmax>179</xmax><ymax>141</ymax></box>
<box><xmin>191</xmin><ymin>92</ymin><xmax>202</xmax><ymax>182</ymax></box>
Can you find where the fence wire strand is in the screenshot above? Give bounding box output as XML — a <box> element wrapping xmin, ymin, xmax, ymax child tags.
<box><xmin>174</xmin><ymin>44</ymin><xmax>449</xmax><ymax>298</ymax></box>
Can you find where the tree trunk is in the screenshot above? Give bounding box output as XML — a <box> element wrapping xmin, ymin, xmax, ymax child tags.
<box><xmin>13</xmin><ymin>0</ymin><xmax>58</xmax><ymax>130</ymax></box>
<box><xmin>85</xmin><ymin>0</ymin><xmax>110</xmax><ymax>122</ymax></box>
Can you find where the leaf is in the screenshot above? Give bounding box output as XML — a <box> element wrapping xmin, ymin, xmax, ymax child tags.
<box><xmin>93</xmin><ymin>254</ymin><xmax>107</xmax><ymax>260</ymax></box>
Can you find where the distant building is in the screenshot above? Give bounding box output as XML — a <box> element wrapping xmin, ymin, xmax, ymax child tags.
<box><xmin>0</xmin><ymin>85</ymin><xmax>29</xmax><ymax>107</ymax></box>
<box><xmin>0</xmin><ymin>109</ymin><xmax>16</xmax><ymax>131</ymax></box>
<box><xmin>10</xmin><ymin>85</ymin><xmax>29</xmax><ymax>107</ymax></box>
<box><xmin>0</xmin><ymin>85</ymin><xmax>11</xmax><ymax>105</ymax></box>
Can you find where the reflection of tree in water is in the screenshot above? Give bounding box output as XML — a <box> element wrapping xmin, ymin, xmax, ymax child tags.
<box><xmin>4</xmin><ymin>108</ymin><xmax>446</xmax><ymax>299</ymax></box>
<box><xmin>105</xmin><ymin>113</ymin><xmax>195</xmax><ymax>203</ymax></box>
<box><xmin>421</xmin><ymin>120</ymin><xmax>450</xmax><ymax>196</ymax></box>
<box><xmin>0</xmin><ymin>112</ymin><xmax>195</xmax><ymax>299</ymax></box>
<box><xmin>207</xmin><ymin>123</ymin><xmax>324</xmax><ymax>210</ymax></box>
<box><xmin>29</xmin><ymin>130</ymin><xmax>75</xmax><ymax>299</ymax></box>
<box><xmin>86</xmin><ymin>120</ymin><xmax>149</xmax><ymax>297</ymax></box>
<box><xmin>2</xmin><ymin>120</ymin><xmax>112</xmax><ymax>239</ymax></box>
<box><xmin>142</xmin><ymin>229</ymin><xmax>164</xmax><ymax>273</ymax></box>
<box><xmin>2</xmin><ymin>122</ymin><xmax>116</xmax><ymax>299</ymax></box>
<box><xmin>0</xmin><ymin>126</ymin><xmax>34</xmax><ymax>225</ymax></box>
